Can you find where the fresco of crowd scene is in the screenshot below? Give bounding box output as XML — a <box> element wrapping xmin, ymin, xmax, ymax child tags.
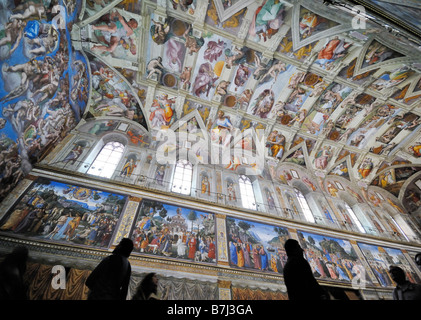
<box><xmin>130</xmin><ymin>199</ymin><xmax>217</xmax><ymax>263</ymax></box>
<box><xmin>0</xmin><ymin>178</ymin><xmax>126</xmax><ymax>248</ymax></box>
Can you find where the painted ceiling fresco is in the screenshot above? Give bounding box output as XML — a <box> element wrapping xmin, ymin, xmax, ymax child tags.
<box><xmin>1</xmin><ymin>0</ymin><xmax>421</xmax><ymax>213</ymax></box>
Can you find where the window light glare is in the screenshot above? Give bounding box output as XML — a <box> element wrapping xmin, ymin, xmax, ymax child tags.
<box><xmin>239</xmin><ymin>175</ymin><xmax>257</xmax><ymax>210</ymax></box>
<box><xmin>87</xmin><ymin>141</ymin><xmax>125</xmax><ymax>179</ymax></box>
<box><xmin>294</xmin><ymin>188</ymin><xmax>315</xmax><ymax>223</ymax></box>
<box><xmin>172</xmin><ymin>160</ymin><xmax>193</xmax><ymax>195</ymax></box>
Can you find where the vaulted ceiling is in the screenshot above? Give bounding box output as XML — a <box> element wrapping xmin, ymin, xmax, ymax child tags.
<box><xmin>1</xmin><ymin>0</ymin><xmax>421</xmax><ymax>218</ymax></box>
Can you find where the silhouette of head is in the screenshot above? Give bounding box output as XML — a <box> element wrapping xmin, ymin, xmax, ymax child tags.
<box><xmin>2</xmin><ymin>246</ymin><xmax>29</xmax><ymax>274</ymax></box>
<box><xmin>139</xmin><ymin>272</ymin><xmax>158</xmax><ymax>296</ymax></box>
<box><xmin>284</xmin><ymin>239</ymin><xmax>304</xmax><ymax>257</ymax></box>
<box><xmin>12</xmin><ymin>246</ymin><xmax>29</xmax><ymax>262</ymax></box>
<box><xmin>389</xmin><ymin>266</ymin><xmax>406</xmax><ymax>285</ymax></box>
<box><xmin>113</xmin><ymin>238</ymin><xmax>134</xmax><ymax>257</ymax></box>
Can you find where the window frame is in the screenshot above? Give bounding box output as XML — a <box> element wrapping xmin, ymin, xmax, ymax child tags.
<box><xmin>171</xmin><ymin>159</ymin><xmax>193</xmax><ymax>195</ymax></box>
<box><xmin>345</xmin><ymin>203</ymin><xmax>367</xmax><ymax>234</ymax></box>
<box><xmin>239</xmin><ymin>175</ymin><xmax>257</xmax><ymax>210</ymax></box>
<box><xmin>294</xmin><ymin>188</ymin><xmax>315</xmax><ymax>223</ymax></box>
<box><xmin>86</xmin><ymin>141</ymin><xmax>125</xmax><ymax>179</ymax></box>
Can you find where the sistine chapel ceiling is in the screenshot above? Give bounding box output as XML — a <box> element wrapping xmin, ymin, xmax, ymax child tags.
<box><xmin>1</xmin><ymin>0</ymin><xmax>421</xmax><ymax>221</ymax></box>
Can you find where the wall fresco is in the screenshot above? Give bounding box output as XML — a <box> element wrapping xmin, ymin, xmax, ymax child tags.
<box><xmin>0</xmin><ymin>177</ymin><xmax>127</xmax><ymax>248</ymax></box>
<box><xmin>226</xmin><ymin>216</ymin><xmax>290</xmax><ymax>273</ymax></box>
<box><xmin>0</xmin><ymin>0</ymin><xmax>89</xmax><ymax>201</ymax></box>
<box><xmin>358</xmin><ymin>242</ymin><xmax>421</xmax><ymax>287</ymax></box>
<box><xmin>129</xmin><ymin>199</ymin><xmax>216</xmax><ymax>263</ymax></box>
<box><xmin>86</xmin><ymin>53</ymin><xmax>147</xmax><ymax>129</ymax></box>
<box><xmin>297</xmin><ymin>230</ymin><xmax>370</xmax><ymax>285</ymax></box>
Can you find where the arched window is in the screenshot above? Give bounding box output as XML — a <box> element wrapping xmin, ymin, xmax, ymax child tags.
<box><xmin>239</xmin><ymin>175</ymin><xmax>256</xmax><ymax>210</ymax></box>
<box><xmin>172</xmin><ymin>160</ymin><xmax>193</xmax><ymax>195</ymax></box>
<box><xmin>390</xmin><ymin>215</ymin><xmax>411</xmax><ymax>241</ymax></box>
<box><xmin>294</xmin><ymin>188</ymin><xmax>315</xmax><ymax>223</ymax></box>
<box><xmin>87</xmin><ymin>141</ymin><xmax>125</xmax><ymax>178</ymax></box>
<box><xmin>345</xmin><ymin>203</ymin><xmax>366</xmax><ymax>233</ymax></box>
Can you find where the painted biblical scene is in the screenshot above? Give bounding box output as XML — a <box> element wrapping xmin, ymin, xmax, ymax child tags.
<box><xmin>290</xmin><ymin>135</ymin><xmax>316</xmax><ymax>154</ymax></box>
<box><xmin>181</xmin><ymin>99</ymin><xmax>211</xmax><ymax>123</ymax></box>
<box><xmin>146</xmin><ymin>14</ymin><xmax>207</xmax><ymax>86</ymax></box>
<box><xmin>86</xmin><ymin>53</ymin><xmax>147</xmax><ymax>129</ymax></box>
<box><xmin>357</xmin><ymin>242</ymin><xmax>421</xmax><ymax>287</ymax></box>
<box><xmin>392</xmin><ymin>77</ymin><xmax>421</xmax><ymax>105</ymax></box>
<box><xmin>247</xmin><ymin>0</ymin><xmax>286</xmax><ymax>44</ymax></box>
<box><xmin>145</xmin><ymin>15</ymin><xmax>206</xmax><ymax>92</ymax></box>
<box><xmin>0</xmin><ymin>178</ymin><xmax>127</xmax><ymax>248</ymax></box>
<box><xmin>129</xmin><ymin>199</ymin><xmax>216</xmax><ymax>263</ymax></box>
<box><xmin>225</xmin><ymin>47</ymin><xmax>257</xmax><ymax>95</ymax></box>
<box><xmin>190</xmin><ymin>33</ymin><xmax>231</xmax><ymax>101</ymax></box>
<box><xmin>361</xmin><ymin>40</ymin><xmax>403</xmax><ymax>69</ymax></box>
<box><xmin>370</xmin><ymin>166</ymin><xmax>421</xmax><ymax>197</ymax></box>
<box><xmin>298</xmin><ymin>7</ymin><xmax>338</xmax><ymax>41</ymax></box>
<box><xmin>313</xmin><ymin>36</ymin><xmax>353</xmax><ymax>70</ymax></box>
<box><xmin>346</xmin><ymin>104</ymin><xmax>401</xmax><ymax>150</ymax></box>
<box><xmin>148</xmin><ymin>92</ymin><xmax>178</xmax><ymax>129</ymax></box>
<box><xmin>329</xmin><ymin>161</ymin><xmax>350</xmax><ymax>179</ymax></box>
<box><xmin>226</xmin><ymin>216</ymin><xmax>290</xmax><ymax>274</ymax></box>
<box><xmin>0</xmin><ymin>0</ymin><xmax>89</xmax><ymax>202</ymax></box>
<box><xmin>82</xmin><ymin>9</ymin><xmax>141</xmax><ymax>65</ymax></box>
<box><xmin>403</xmin><ymin>180</ymin><xmax>421</xmax><ymax>213</ymax></box>
<box><xmin>302</xmin><ymin>82</ymin><xmax>352</xmax><ymax>137</ymax></box>
<box><xmin>338</xmin><ymin>58</ymin><xmax>378</xmax><ymax>85</ymax></box>
<box><xmin>247</xmin><ymin>62</ymin><xmax>296</xmax><ymax>120</ymax></box>
<box><xmin>284</xmin><ymin>147</ymin><xmax>306</xmax><ymax>166</ymax></box>
<box><xmin>296</xmin><ymin>230</ymin><xmax>370</xmax><ymax>285</ymax></box>
<box><xmin>370</xmin><ymin>65</ymin><xmax>414</xmax><ymax>91</ymax></box>
<box><xmin>374</xmin><ymin>112</ymin><xmax>421</xmax><ymax>152</ymax></box>
<box><xmin>205</xmin><ymin>0</ymin><xmax>247</xmax><ymax>36</ymax></box>
<box><xmin>278</xmin><ymin>30</ymin><xmax>316</xmax><ymax>61</ymax></box>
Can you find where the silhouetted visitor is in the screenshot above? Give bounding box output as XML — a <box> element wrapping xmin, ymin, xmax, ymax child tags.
<box><xmin>283</xmin><ymin>239</ymin><xmax>329</xmax><ymax>300</ymax></box>
<box><xmin>85</xmin><ymin>238</ymin><xmax>133</xmax><ymax>300</ymax></box>
<box><xmin>132</xmin><ymin>272</ymin><xmax>161</xmax><ymax>300</ymax></box>
<box><xmin>389</xmin><ymin>265</ymin><xmax>421</xmax><ymax>300</ymax></box>
<box><xmin>0</xmin><ymin>246</ymin><xmax>29</xmax><ymax>300</ymax></box>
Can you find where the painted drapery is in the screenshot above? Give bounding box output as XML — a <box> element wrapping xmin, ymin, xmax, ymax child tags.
<box><xmin>23</xmin><ymin>262</ymin><xmax>90</xmax><ymax>300</ymax></box>
<box><xmin>231</xmin><ymin>286</ymin><xmax>288</xmax><ymax>300</ymax></box>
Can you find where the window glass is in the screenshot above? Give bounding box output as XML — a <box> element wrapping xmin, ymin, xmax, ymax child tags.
<box><xmin>294</xmin><ymin>188</ymin><xmax>315</xmax><ymax>223</ymax></box>
<box><xmin>391</xmin><ymin>216</ymin><xmax>410</xmax><ymax>241</ymax></box>
<box><xmin>172</xmin><ymin>160</ymin><xmax>193</xmax><ymax>195</ymax></box>
<box><xmin>345</xmin><ymin>203</ymin><xmax>366</xmax><ymax>233</ymax></box>
<box><xmin>87</xmin><ymin>141</ymin><xmax>125</xmax><ymax>179</ymax></box>
<box><xmin>239</xmin><ymin>175</ymin><xmax>256</xmax><ymax>210</ymax></box>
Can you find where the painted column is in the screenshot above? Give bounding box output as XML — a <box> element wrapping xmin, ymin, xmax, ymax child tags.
<box><xmin>112</xmin><ymin>196</ymin><xmax>142</xmax><ymax>246</ymax></box>
<box><xmin>216</xmin><ymin>213</ymin><xmax>229</xmax><ymax>266</ymax></box>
